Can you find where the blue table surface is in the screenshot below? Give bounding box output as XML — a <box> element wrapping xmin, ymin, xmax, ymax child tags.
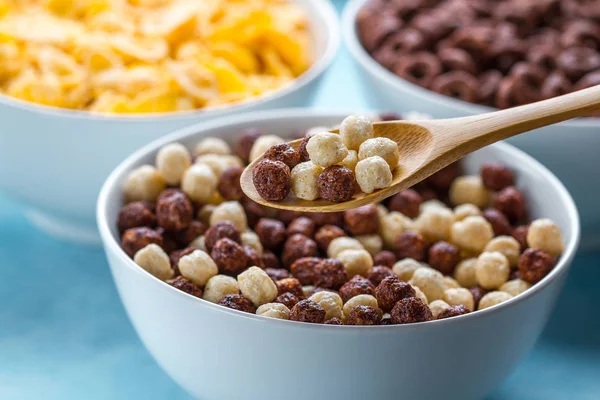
<box><xmin>1</xmin><ymin>2</ymin><xmax>599</xmax><ymax>399</ymax></box>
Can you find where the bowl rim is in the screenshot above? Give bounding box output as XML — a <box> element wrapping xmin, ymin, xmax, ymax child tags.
<box><xmin>97</xmin><ymin>108</ymin><xmax>581</xmax><ymax>332</ymax></box>
<box><xmin>0</xmin><ymin>0</ymin><xmax>340</xmax><ymax>123</ymax></box>
<box><xmin>341</xmin><ymin>0</ymin><xmax>599</xmax><ymax>128</ymax></box>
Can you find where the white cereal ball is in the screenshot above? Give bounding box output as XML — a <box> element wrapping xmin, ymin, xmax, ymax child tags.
<box><xmin>342</xmin><ymin>294</ymin><xmax>379</xmax><ymax>317</ymax></box>
<box><xmin>420</xmin><ymin>199</ymin><xmax>449</xmax><ymax>213</ymax></box>
<box><xmin>249</xmin><ymin>135</ymin><xmax>285</xmax><ymax>162</ymax></box>
<box><xmin>337</xmin><ymin>249</ymin><xmax>374</xmax><ymax>278</ymax></box>
<box><xmin>181</xmin><ymin>163</ymin><xmax>218</xmax><ymax>203</ymax></box>
<box><xmin>123</xmin><ymin>165</ymin><xmax>166</xmax><ymax>203</ymax></box>
<box><xmin>415</xmin><ymin>207</ymin><xmax>454</xmax><ymax>242</ymax></box>
<box><xmin>256</xmin><ymin>303</ymin><xmax>290</xmax><ymax>320</ymax></box>
<box><xmin>309</xmin><ymin>291</ymin><xmax>343</xmax><ymax>320</ymax></box>
<box><xmin>202</xmin><ymin>275</ymin><xmax>239</xmax><ymax>303</ymax></box>
<box><xmin>478</xmin><ymin>291</ymin><xmax>513</xmax><ymax>310</ymax></box>
<box><xmin>413</xmin><ymin>286</ymin><xmax>429</xmax><ymax>305</ymax></box>
<box><xmin>210</xmin><ymin>201</ymin><xmax>247</xmax><ymax>232</ymax></box>
<box><xmin>484</xmin><ymin>236</ymin><xmax>521</xmax><ymax>267</ymax></box>
<box><xmin>527</xmin><ymin>218</ymin><xmax>564</xmax><ymax>256</ymax></box>
<box><xmin>453</xmin><ymin>203</ymin><xmax>481</xmax><ymax>221</ymax></box>
<box><xmin>241</xmin><ymin>231</ymin><xmax>263</xmax><ymax>255</ymax></box>
<box><xmin>195</xmin><ymin>154</ymin><xmax>243</xmax><ymax>178</ymax></box>
<box><xmin>355</xmin><ymin>156</ymin><xmax>392</xmax><ymax>194</ymax></box>
<box><xmin>156</xmin><ymin>143</ymin><xmax>191</xmax><ymax>186</ymax></box>
<box><xmin>290</xmin><ymin>162</ymin><xmax>323</xmax><ymax>200</ymax></box>
<box><xmin>475</xmin><ymin>251</ymin><xmax>510</xmax><ymax>290</ymax></box>
<box><xmin>453</xmin><ymin>258</ymin><xmax>478</xmax><ymax>288</ymax></box>
<box><xmin>443</xmin><ymin>288</ymin><xmax>475</xmax><ymax>311</ymax></box>
<box><xmin>197</xmin><ymin>204</ymin><xmax>216</xmax><ymax>224</ymax></box>
<box><xmin>339</xmin><ymin>150</ymin><xmax>358</xmax><ymax>171</ymax></box>
<box><xmin>408</xmin><ymin>267</ymin><xmax>446</xmax><ymax>301</ymax></box>
<box><xmin>376</xmin><ymin>204</ymin><xmax>389</xmax><ymax>218</ymax></box>
<box><xmin>499</xmin><ymin>279</ymin><xmax>532</xmax><ymax>297</ymax></box>
<box><xmin>306</xmin><ymin>132</ymin><xmax>348</xmax><ymax>167</ymax></box>
<box><xmin>429</xmin><ymin>299</ymin><xmax>451</xmax><ymax>319</ymax></box>
<box><xmin>189</xmin><ymin>235</ymin><xmax>206</xmax><ymax>251</ymax></box>
<box><xmin>237</xmin><ymin>266</ymin><xmax>278</xmax><ymax>307</ymax></box>
<box><xmin>443</xmin><ymin>276</ymin><xmax>461</xmax><ymax>289</ymax></box>
<box><xmin>450</xmin><ymin>215</ymin><xmax>494</xmax><ymax>253</ymax></box>
<box><xmin>354</xmin><ymin>234</ymin><xmax>383</xmax><ymax>255</ymax></box>
<box><xmin>339</xmin><ymin>115</ymin><xmax>375</xmax><ymax>150</ymax></box>
<box><xmin>194</xmin><ymin>137</ymin><xmax>231</xmax><ymax>156</ymax></box>
<box><xmin>302</xmin><ymin>285</ymin><xmax>315</xmax><ymax>297</ymax></box>
<box><xmin>358</xmin><ymin>137</ymin><xmax>400</xmax><ymax>169</ymax></box>
<box><xmin>449</xmin><ymin>175</ymin><xmax>490</xmax><ymax>208</ymax></box>
<box><xmin>392</xmin><ymin>258</ymin><xmax>422</xmax><ymax>281</ymax></box>
<box><xmin>327</xmin><ymin>236</ymin><xmax>364</xmax><ymax>258</ymax></box>
<box><xmin>133</xmin><ymin>244</ymin><xmax>173</xmax><ymax>281</ymax></box>
<box><xmin>178</xmin><ymin>250</ymin><xmax>218</xmax><ymax>287</ymax></box>
<box><xmin>379</xmin><ymin>211</ymin><xmax>411</xmax><ymax>248</ymax></box>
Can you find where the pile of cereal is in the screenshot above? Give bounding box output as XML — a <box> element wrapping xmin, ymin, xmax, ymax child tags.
<box><xmin>252</xmin><ymin>114</ymin><xmax>399</xmax><ymax>203</ymax></box>
<box><xmin>0</xmin><ymin>0</ymin><xmax>312</xmax><ymax>113</ymax></box>
<box><xmin>117</xmin><ymin>114</ymin><xmax>565</xmax><ymax>326</ymax></box>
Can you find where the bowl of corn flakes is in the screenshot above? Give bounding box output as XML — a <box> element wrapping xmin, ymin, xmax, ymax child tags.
<box><xmin>0</xmin><ymin>0</ymin><xmax>339</xmax><ymax>243</ymax></box>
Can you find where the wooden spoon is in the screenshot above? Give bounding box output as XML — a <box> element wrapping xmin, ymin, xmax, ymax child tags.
<box><xmin>241</xmin><ymin>85</ymin><xmax>600</xmax><ymax>212</ymax></box>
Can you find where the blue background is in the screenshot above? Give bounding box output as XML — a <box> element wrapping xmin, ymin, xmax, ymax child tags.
<box><xmin>1</xmin><ymin>1</ymin><xmax>599</xmax><ymax>398</ymax></box>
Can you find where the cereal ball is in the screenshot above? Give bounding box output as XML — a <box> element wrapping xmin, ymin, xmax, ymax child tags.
<box><xmin>117</xmin><ymin>201</ymin><xmax>156</xmax><ymax>233</ymax></box>
<box><xmin>123</xmin><ymin>165</ymin><xmax>166</xmax><ymax>203</ymax></box>
<box><xmin>429</xmin><ymin>300</ymin><xmax>451</xmax><ymax>319</ymax></box>
<box><xmin>167</xmin><ymin>276</ymin><xmax>203</xmax><ymax>298</ymax></box>
<box><xmin>443</xmin><ymin>276</ymin><xmax>461</xmax><ymax>289</ymax></box>
<box><xmin>195</xmin><ymin>154</ymin><xmax>244</xmax><ymax>179</ymax></box>
<box><xmin>325</xmin><ymin>317</ymin><xmax>344</xmax><ymax>325</ymax></box>
<box><xmin>376</xmin><ymin>275</ymin><xmax>416</xmax><ymax>312</ymax></box>
<box><xmin>527</xmin><ymin>219</ymin><xmax>564</xmax><ymax>256</ymax></box>
<box><xmin>219</xmin><ymin>294</ymin><xmax>256</xmax><ymax>313</ymax></box>
<box><xmin>366</xmin><ymin>265</ymin><xmax>395</xmax><ymax>286</ymax></box>
<box><xmin>209</xmin><ymin>201</ymin><xmax>247</xmax><ymax>232</ymax></box>
<box><xmin>478</xmin><ymin>291</ymin><xmax>513</xmax><ymax>310</ymax></box>
<box><xmin>243</xmin><ymin>245</ymin><xmax>263</xmax><ymax>269</ymax></box>
<box><xmin>437</xmin><ymin>305</ymin><xmax>470</xmax><ymax>320</ymax></box>
<box><xmin>428</xmin><ymin>241</ymin><xmax>461</xmax><ymax>275</ymax></box>
<box><xmin>480</xmin><ymin>162</ymin><xmax>514</xmax><ymax>191</ymax></box>
<box><xmin>344</xmin><ymin>204</ymin><xmax>379</xmax><ymax>235</ymax></box>
<box><xmin>197</xmin><ymin>204</ymin><xmax>216</xmax><ymax>224</ymax></box>
<box><xmin>376</xmin><ymin>204</ymin><xmax>389</xmax><ymax>218</ymax></box>
<box><xmin>261</xmin><ymin>250</ymin><xmax>280</xmax><ymax>269</ymax></box>
<box><xmin>290</xmin><ymin>257</ymin><xmax>321</xmax><ymax>285</ymax></box>
<box><xmin>454</xmin><ymin>204</ymin><xmax>481</xmax><ymax>221</ymax></box>
<box><xmin>315</xmin><ymin>225</ymin><xmax>346</xmax><ymax>252</ymax></box>
<box><xmin>339</xmin><ymin>115</ymin><xmax>375</xmax><ymax>150</ymax></box>
<box><xmin>413</xmin><ymin>286</ymin><xmax>428</xmax><ymax>305</ymax></box>
<box><xmin>343</xmin><ymin>294</ymin><xmax>379</xmax><ymax>317</ymax></box>
<box><xmin>443</xmin><ymin>288</ymin><xmax>475</xmax><ymax>311</ymax></box>
<box><xmin>395</xmin><ymin>231</ymin><xmax>428</xmax><ymax>261</ymax></box>
<box><xmin>518</xmin><ymin>248</ymin><xmax>554</xmax><ymax>284</ymax></box>
<box><xmin>347</xmin><ymin>305</ymin><xmax>382</xmax><ymax>325</ymax></box>
<box><xmin>286</xmin><ymin>217</ymin><xmax>316</xmax><ymax>238</ymax></box>
<box><xmin>276</xmin><ymin>278</ymin><xmax>304</xmax><ymax>298</ymax></box>
<box><xmin>355</xmin><ymin>156</ymin><xmax>393</xmax><ymax>194</ymax></box>
<box><xmin>121</xmin><ymin>227</ymin><xmax>163</xmax><ymax>258</ymax></box>
<box><xmin>156</xmin><ymin>189</ymin><xmax>193</xmax><ymax>232</ymax></box>
<box><xmin>308</xmin><ymin>211</ymin><xmax>344</xmax><ymax>227</ymax></box>
<box><xmin>483</xmin><ymin>208</ymin><xmax>513</xmax><ymax>236</ymax></box>
<box><xmin>181</xmin><ymin>163</ymin><xmax>218</xmax><ymax>203</ymax></box>
<box><xmin>302</xmin><ymin>285</ymin><xmax>316</xmax><ymax>297</ymax></box>
<box><xmin>379</xmin><ymin>211</ymin><xmax>411</xmax><ymax>248</ymax></box>
<box><xmin>318</xmin><ymin>165</ymin><xmax>356</xmax><ymax>202</ymax></box>
<box><xmin>314</xmin><ymin>258</ymin><xmax>348</xmax><ymax>289</ymax></box>
<box><xmin>388</xmin><ymin>189</ymin><xmax>423</xmax><ymax>218</ymax></box>
<box><xmin>475</xmin><ymin>252</ymin><xmax>510</xmax><ymax>289</ymax></box>
<box><xmin>390</xmin><ymin>297</ymin><xmax>433</xmax><ymax>324</ymax></box>
<box><xmin>307</xmin><ymin>132</ymin><xmax>348</xmax><ymax>167</ymax></box>
<box><xmin>202</xmin><ymin>275</ymin><xmax>239</xmax><ymax>303</ymax></box>
<box><xmin>290</xmin><ymin>299</ymin><xmax>326</xmax><ymax>323</ymax></box>
<box><xmin>281</xmin><ymin>234</ymin><xmax>318</xmax><ymax>268</ymax></box>
<box><xmin>453</xmin><ymin>258</ymin><xmax>478</xmax><ymax>288</ymax></box>
<box><xmin>204</xmin><ymin>221</ymin><xmax>240</xmax><ymax>251</ymax></box>
<box><xmin>339</xmin><ymin>275</ymin><xmax>376</xmax><ymax>303</ymax></box>
<box><xmin>484</xmin><ymin>236</ymin><xmax>521</xmax><ymax>267</ymax></box>
<box><xmin>339</xmin><ymin>150</ymin><xmax>358</xmax><ymax>171</ymax></box>
<box><xmin>263</xmin><ymin>143</ymin><xmax>301</xmax><ymax>170</ymax></box>
<box><xmin>308</xmin><ymin>291</ymin><xmax>344</xmax><ymax>320</ymax></box>
<box><xmin>217</xmin><ymin>166</ymin><xmax>244</xmax><ymax>201</ymax></box>
<box><xmin>265</xmin><ymin>266</ymin><xmax>289</xmax><ymax>282</ymax></box>
<box><xmin>211</xmin><ymin>238</ymin><xmax>249</xmax><ymax>276</ymax></box>
<box><xmin>256</xmin><ymin>303</ymin><xmax>290</xmax><ymax>320</ymax></box>
<box><xmin>195</xmin><ymin>137</ymin><xmax>231</xmax><ymax>156</ymax></box>
<box><xmin>408</xmin><ymin>267</ymin><xmax>446</xmax><ymax>301</ymax></box>
<box><xmin>337</xmin><ymin>249</ymin><xmax>374</xmax><ymax>278</ymax></box>
<box><xmin>238</xmin><ymin>266</ymin><xmax>278</xmax><ymax>307</ymax></box>
<box><xmin>235</xmin><ymin>128</ymin><xmax>262</xmax><ymax>162</ymax></box>
<box><xmin>177</xmin><ymin>220</ymin><xmax>207</xmax><ymax>247</ymax></box>
<box><xmin>449</xmin><ymin>175</ymin><xmax>490</xmax><ymax>208</ymax></box>
<box><xmin>420</xmin><ymin>200</ymin><xmax>449</xmax><ymax>213</ymax></box>
<box><xmin>373</xmin><ymin>251</ymin><xmax>397</xmax><ymax>268</ymax></box>
<box><xmin>275</xmin><ymin>292</ymin><xmax>300</xmax><ymax>309</ymax></box>
<box><xmin>493</xmin><ymin>187</ymin><xmax>526</xmax><ymax>223</ymax></box>
<box><xmin>133</xmin><ymin>244</ymin><xmax>173</xmax><ymax>281</ymax></box>
<box><xmin>392</xmin><ymin>258</ymin><xmax>422</xmax><ymax>282</ymax></box>
<box><xmin>254</xmin><ymin>218</ymin><xmax>286</xmax><ymax>250</ymax></box>
<box><xmin>189</xmin><ymin>236</ymin><xmax>206</xmax><ymax>252</ymax></box>
<box><xmin>290</xmin><ymin>161</ymin><xmax>323</xmax><ymax>201</ymax></box>
<box><xmin>415</xmin><ymin>207</ymin><xmax>454</xmax><ymax>242</ymax></box>
<box><xmin>178</xmin><ymin>250</ymin><xmax>218</xmax><ymax>287</ymax></box>
<box><xmin>252</xmin><ymin>159</ymin><xmax>291</xmax><ymax>202</ymax></box>
<box><xmin>241</xmin><ymin>231</ymin><xmax>263</xmax><ymax>256</ymax></box>
<box><xmin>355</xmin><ymin>234</ymin><xmax>383</xmax><ymax>256</ymax></box>
<box><xmin>156</xmin><ymin>143</ymin><xmax>191</xmax><ymax>186</ymax></box>
<box><xmin>469</xmin><ymin>286</ymin><xmax>487</xmax><ymax>309</ymax></box>
<box><xmin>327</xmin><ymin>236</ymin><xmax>364</xmax><ymax>258</ymax></box>
<box><xmin>155</xmin><ymin>227</ymin><xmax>177</xmax><ymax>254</ymax></box>
<box><xmin>249</xmin><ymin>135</ymin><xmax>285</xmax><ymax>162</ymax></box>
<box><xmin>450</xmin><ymin>216</ymin><xmax>494</xmax><ymax>253</ymax></box>
<box><xmin>169</xmin><ymin>247</ymin><xmax>196</xmax><ymax>273</ymax></box>
<box><xmin>500</xmin><ymin>279</ymin><xmax>532</xmax><ymax>297</ymax></box>
<box><xmin>358</xmin><ymin>137</ymin><xmax>400</xmax><ymax>169</ymax></box>
<box><xmin>427</xmin><ymin>162</ymin><xmax>462</xmax><ymax>192</ymax></box>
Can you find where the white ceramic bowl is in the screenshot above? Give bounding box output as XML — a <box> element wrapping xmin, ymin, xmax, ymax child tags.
<box><xmin>342</xmin><ymin>0</ymin><xmax>600</xmax><ymax>248</ymax></box>
<box><xmin>98</xmin><ymin>109</ymin><xmax>579</xmax><ymax>400</ymax></box>
<box><xmin>0</xmin><ymin>0</ymin><xmax>339</xmax><ymax>244</ymax></box>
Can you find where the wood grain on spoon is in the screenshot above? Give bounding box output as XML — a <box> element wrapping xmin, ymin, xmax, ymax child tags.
<box><xmin>241</xmin><ymin>85</ymin><xmax>600</xmax><ymax>212</ymax></box>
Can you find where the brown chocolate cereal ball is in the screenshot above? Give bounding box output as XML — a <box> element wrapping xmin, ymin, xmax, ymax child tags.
<box><xmin>156</xmin><ymin>189</ymin><xmax>193</xmax><ymax>232</ymax></box>
<box><xmin>290</xmin><ymin>257</ymin><xmax>322</xmax><ymax>285</ymax></box>
<box><xmin>121</xmin><ymin>227</ymin><xmax>163</xmax><ymax>258</ymax></box>
<box><xmin>117</xmin><ymin>201</ymin><xmax>156</xmax><ymax>232</ymax></box>
<box><xmin>509</xmin><ymin>269</ymin><xmax>521</xmax><ymax>281</ymax></box>
<box><xmin>290</xmin><ymin>299</ymin><xmax>326</xmax><ymax>323</ymax></box>
<box><xmin>366</xmin><ymin>265</ymin><xmax>396</xmax><ymax>286</ymax></box>
<box><xmin>469</xmin><ymin>286</ymin><xmax>488</xmax><ymax>310</ymax></box>
<box><xmin>167</xmin><ymin>276</ymin><xmax>203</xmax><ymax>298</ymax></box>
<box><xmin>428</xmin><ymin>241</ymin><xmax>461</xmax><ymax>275</ymax></box>
<box><xmin>483</xmin><ymin>208</ymin><xmax>513</xmax><ymax>236</ymax></box>
<box><xmin>380</xmin><ymin>317</ymin><xmax>393</xmax><ymax>325</ymax></box>
<box><xmin>347</xmin><ymin>305</ymin><xmax>382</xmax><ymax>326</ymax></box>
<box><xmin>253</xmin><ymin>159</ymin><xmax>291</xmax><ymax>202</ymax></box>
<box><xmin>244</xmin><ymin>245</ymin><xmax>264</xmax><ymax>269</ymax></box>
<box><xmin>298</xmin><ymin>134</ymin><xmax>312</xmax><ymax>162</ymax></box>
<box><xmin>376</xmin><ymin>275</ymin><xmax>416</xmax><ymax>312</ymax></box>
<box><xmin>388</xmin><ymin>189</ymin><xmax>423</xmax><ymax>218</ymax></box>
<box><xmin>317</xmin><ymin>165</ymin><xmax>356</xmax><ymax>203</ymax></box>
<box><xmin>169</xmin><ymin>247</ymin><xmax>196</xmax><ymax>275</ymax></box>
<box><xmin>373</xmin><ymin>251</ymin><xmax>397</xmax><ymax>268</ymax></box>
<box><xmin>276</xmin><ymin>278</ymin><xmax>304</xmax><ymax>297</ymax></box>
<box><xmin>278</xmin><ymin>210</ymin><xmax>304</xmax><ymax>225</ymax></box>
<box><xmin>427</xmin><ymin>162</ymin><xmax>462</xmax><ymax>192</ymax></box>
<box><xmin>211</xmin><ymin>238</ymin><xmax>249</xmax><ymax>276</ymax></box>
<box><xmin>518</xmin><ymin>248</ymin><xmax>554</xmax><ymax>284</ymax></box>
<box><xmin>314</xmin><ymin>225</ymin><xmax>346</xmax><ymax>251</ymax></box>
<box><xmin>314</xmin><ymin>258</ymin><xmax>348</xmax><ymax>289</ymax></box>
<box><xmin>286</xmin><ymin>217</ymin><xmax>316</xmax><ymax>237</ymax></box>
<box><xmin>339</xmin><ymin>275</ymin><xmax>376</xmax><ymax>303</ymax></box>
<box><xmin>265</xmin><ymin>267</ymin><xmax>289</xmax><ymax>282</ymax></box>
<box><xmin>390</xmin><ymin>297</ymin><xmax>433</xmax><ymax>324</ymax></box>
<box><xmin>254</xmin><ymin>218</ymin><xmax>287</xmax><ymax>250</ymax></box>
<box><xmin>325</xmin><ymin>317</ymin><xmax>344</xmax><ymax>325</ymax></box>
<box><xmin>218</xmin><ymin>166</ymin><xmax>244</xmax><ymax>201</ymax></box>
<box><xmin>176</xmin><ymin>220</ymin><xmax>207</xmax><ymax>247</ymax></box>
<box><xmin>155</xmin><ymin>227</ymin><xmax>177</xmax><ymax>254</ymax></box>
<box><xmin>275</xmin><ymin>292</ymin><xmax>300</xmax><ymax>309</ymax></box>
<box><xmin>281</xmin><ymin>234</ymin><xmax>318</xmax><ymax>268</ymax></box>
<box><xmin>218</xmin><ymin>294</ymin><xmax>256</xmax><ymax>313</ymax></box>
<box><xmin>235</xmin><ymin>128</ymin><xmax>262</xmax><ymax>162</ymax></box>
<box><xmin>204</xmin><ymin>221</ymin><xmax>241</xmax><ymax>251</ymax></box>
<box><xmin>436</xmin><ymin>304</ymin><xmax>470</xmax><ymax>320</ymax></box>
<box><xmin>262</xmin><ymin>251</ymin><xmax>282</xmax><ymax>270</ymax></box>
<box><xmin>493</xmin><ymin>186</ymin><xmax>526</xmax><ymax>223</ymax></box>
<box><xmin>263</xmin><ymin>143</ymin><xmax>301</xmax><ymax>169</ymax></box>
<box><xmin>395</xmin><ymin>231</ymin><xmax>428</xmax><ymax>262</ymax></box>
<box><xmin>480</xmin><ymin>163</ymin><xmax>515</xmax><ymax>191</ymax></box>
<box><xmin>344</xmin><ymin>204</ymin><xmax>379</xmax><ymax>235</ymax></box>
<box><xmin>309</xmin><ymin>212</ymin><xmax>345</xmax><ymax>227</ymax></box>
<box><xmin>241</xmin><ymin>198</ymin><xmax>266</xmax><ymax>228</ymax></box>
<box><xmin>513</xmin><ymin>225</ymin><xmax>530</xmax><ymax>250</ymax></box>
